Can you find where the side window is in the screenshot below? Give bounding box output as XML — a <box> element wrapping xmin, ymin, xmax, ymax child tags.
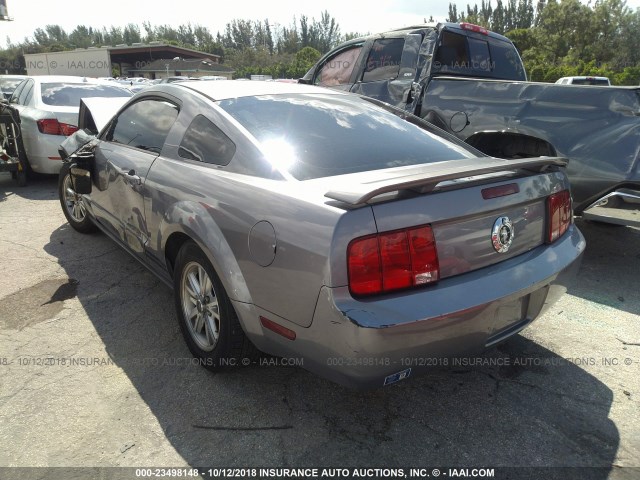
<box><xmin>106</xmin><ymin>99</ymin><xmax>179</xmax><ymax>154</ymax></box>
<box><xmin>362</xmin><ymin>38</ymin><xmax>405</xmax><ymax>82</ymax></box>
<box><xmin>315</xmin><ymin>46</ymin><xmax>363</xmax><ymax>87</ymax></box>
<box><xmin>435</xmin><ymin>31</ymin><xmax>469</xmax><ymax>68</ymax></box>
<box><xmin>179</xmin><ymin>115</ymin><xmax>236</xmax><ymax>166</ymax></box>
<box><xmin>9</xmin><ymin>80</ymin><xmax>27</xmax><ymax>104</ymax></box>
<box><xmin>488</xmin><ymin>38</ymin><xmax>526</xmax><ymax>80</ymax></box>
<box><xmin>20</xmin><ymin>80</ymin><xmax>35</xmax><ymax>106</ymax></box>
<box><xmin>467</xmin><ymin>38</ymin><xmax>491</xmax><ymax>71</ymax></box>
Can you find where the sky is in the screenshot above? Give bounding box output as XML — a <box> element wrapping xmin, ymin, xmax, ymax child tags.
<box><xmin>1</xmin><ymin>0</ymin><xmax>639</xmax><ymax>48</ymax></box>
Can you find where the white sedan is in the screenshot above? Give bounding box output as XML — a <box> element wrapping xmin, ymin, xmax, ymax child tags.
<box><xmin>9</xmin><ymin>76</ymin><xmax>131</xmax><ymax>174</ymax></box>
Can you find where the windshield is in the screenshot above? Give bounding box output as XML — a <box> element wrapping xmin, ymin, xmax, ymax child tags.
<box><xmin>41</xmin><ymin>83</ymin><xmax>132</xmax><ymax>107</ymax></box>
<box><xmin>434</xmin><ymin>30</ymin><xmax>526</xmax><ymax>81</ymax></box>
<box><xmin>571</xmin><ymin>78</ymin><xmax>610</xmax><ymax>86</ymax></box>
<box><xmin>0</xmin><ymin>78</ymin><xmax>25</xmax><ymax>93</ymax></box>
<box><xmin>219</xmin><ymin>93</ymin><xmax>474</xmax><ymax>180</ymax></box>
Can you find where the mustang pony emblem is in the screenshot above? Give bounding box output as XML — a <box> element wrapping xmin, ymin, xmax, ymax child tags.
<box><xmin>492</xmin><ymin>217</ymin><xmax>515</xmax><ymax>253</ymax></box>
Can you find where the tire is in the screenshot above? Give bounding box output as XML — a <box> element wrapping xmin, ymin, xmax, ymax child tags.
<box><xmin>15</xmin><ymin>135</ymin><xmax>36</xmax><ymax>179</ymax></box>
<box><xmin>58</xmin><ymin>164</ymin><xmax>97</xmax><ymax>233</ymax></box>
<box><xmin>17</xmin><ymin>148</ymin><xmax>28</xmax><ymax>187</ymax></box>
<box><xmin>173</xmin><ymin>241</ymin><xmax>256</xmax><ymax>369</ymax></box>
<box><xmin>16</xmin><ymin>168</ymin><xmax>26</xmax><ymax>187</ymax></box>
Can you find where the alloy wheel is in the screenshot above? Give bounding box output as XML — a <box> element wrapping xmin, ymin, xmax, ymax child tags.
<box><xmin>180</xmin><ymin>261</ymin><xmax>220</xmax><ymax>352</ymax></box>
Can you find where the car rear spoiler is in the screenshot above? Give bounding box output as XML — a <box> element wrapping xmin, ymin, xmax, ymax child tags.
<box><xmin>324</xmin><ymin>156</ymin><xmax>568</xmax><ymax>206</ymax></box>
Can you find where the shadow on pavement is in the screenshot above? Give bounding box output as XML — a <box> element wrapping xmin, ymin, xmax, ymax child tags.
<box><xmin>42</xmin><ymin>221</ymin><xmax>620</xmax><ymax>476</ymax></box>
<box><xmin>0</xmin><ymin>173</ymin><xmax>58</xmax><ymax>202</ymax></box>
<box><xmin>569</xmin><ymin>218</ymin><xmax>640</xmax><ymax>316</ymax></box>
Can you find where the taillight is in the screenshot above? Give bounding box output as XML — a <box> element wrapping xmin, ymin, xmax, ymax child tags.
<box><xmin>547</xmin><ymin>190</ymin><xmax>572</xmax><ymax>243</ymax></box>
<box><xmin>348</xmin><ymin>225</ymin><xmax>439</xmax><ymax>296</ymax></box>
<box><xmin>482</xmin><ymin>183</ymin><xmax>519</xmax><ymax>199</ymax></box>
<box><xmin>347</xmin><ymin>235</ymin><xmax>382</xmax><ymax>295</ymax></box>
<box><xmin>460</xmin><ymin>22</ymin><xmax>489</xmax><ymax>35</ymax></box>
<box><xmin>60</xmin><ymin>123</ymin><xmax>79</xmax><ymax>136</ymax></box>
<box><xmin>380</xmin><ymin>232</ymin><xmax>412</xmax><ymax>290</ymax></box>
<box><xmin>37</xmin><ymin>119</ymin><xmax>78</xmax><ymax>136</ymax></box>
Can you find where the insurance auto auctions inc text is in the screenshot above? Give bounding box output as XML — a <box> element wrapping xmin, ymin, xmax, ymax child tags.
<box><xmin>225</xmin><ymin>468</ymin><xmax>495</xmax><ymax>478</ymax></box>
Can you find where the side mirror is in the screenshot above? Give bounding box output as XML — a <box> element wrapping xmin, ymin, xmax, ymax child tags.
<box><xmin>70</xmin><ymin>166</ymin><xmax>92</xmax><ymax>194</ymax></box>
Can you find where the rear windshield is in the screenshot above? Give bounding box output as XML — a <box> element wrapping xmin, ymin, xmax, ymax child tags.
<box><xmin>41</xmin><ymin>83</ymin><xmax>132</xmax><ymax>107</ymax></box>
<box><xmin>434</xmin><ymin>30</ymin><xmax>526</xmax><ymax>81</ymax></box>
<box><xmin>219</xmin><ymin>93</ymin><xmax>474</xmax><ymax>180</ymax></box>
<box><xmin>571</xmin><ymin>78</ymin><xmax>610</xmax><ymax>86</ymax></box>
<box><xmin>0</xmin><ymin>78</ymin><xmax>25</xmax><ymax>93</ymax></box>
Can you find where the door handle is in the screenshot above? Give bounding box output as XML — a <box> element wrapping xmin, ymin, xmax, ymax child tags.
<box><xmin>123</xmin><ymin>169</ymin><xmax>141</xmax><ymax>186</ymax></box>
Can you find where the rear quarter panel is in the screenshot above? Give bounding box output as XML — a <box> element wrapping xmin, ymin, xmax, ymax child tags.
<box><xmin>144</xmin><ymin>159</ymin><xmax>353</xmax><ymax>329</ymax></box>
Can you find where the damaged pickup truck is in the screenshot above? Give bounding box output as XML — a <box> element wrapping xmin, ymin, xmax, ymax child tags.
<box><xmin>301</xmin><ymin>22</ymin><xmax>640</xmax><ymax>227</ymax></box>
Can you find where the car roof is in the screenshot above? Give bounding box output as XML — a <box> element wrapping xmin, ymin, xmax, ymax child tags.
<box><xmin>25</xmin><ymin>75</ymin><xmax>105</xmax><ymax>84</ymax></box>
<box><xmin>175</xmin><ymin>80</ymin><xmax>345</xmax><ymax>101</ymax></box>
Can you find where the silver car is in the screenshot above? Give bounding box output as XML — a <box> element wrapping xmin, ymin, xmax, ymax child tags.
<box><xmin>58</xmin><ymin>81</ymin><xmax>585</xmax><ymax>388</ymax></box>
<box><xmin>9</xmin><ymin>76</ymin><xmax>131</xmax><ymax>174</ymax></box>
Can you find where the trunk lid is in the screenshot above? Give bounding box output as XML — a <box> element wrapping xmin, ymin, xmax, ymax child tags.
<box><xmin>327</xmin><ymin>156</ymin><xmax>568</xmax><ymax>279</ymax></box>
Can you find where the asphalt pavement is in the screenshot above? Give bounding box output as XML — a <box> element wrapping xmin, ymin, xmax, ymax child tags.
<box><xmin>0</xmin><ymin>174</ymin><xmax>638</xmax><ymax>480</ymax></box>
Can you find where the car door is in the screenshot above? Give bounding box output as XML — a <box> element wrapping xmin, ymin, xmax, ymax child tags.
<box><xmin>90</xmin><ymin>96</ymin><xmax>179</xmax><ymax>255</ymax></box>
<box><xmin>349</xmin><ymin>36</ymin><xmax>421</xmax><ymax>109</ymax></box>
<box><xmin>9</xmin><ymin>79</ymin><xmax>37</xmax><ymax>157</ymax></box>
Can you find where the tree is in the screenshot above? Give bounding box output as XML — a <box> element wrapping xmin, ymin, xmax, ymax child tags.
<box><xmin>69</xmin><ymin>26</ymin><xmax>92</xmax><ymax>48</ymax></box>
<box><xmin>505</xmin><ymin>28</ymin><xmax>536</xmax><ymax>53</ymax></box>
<box><xmin>45</xmin><ymin>25</ymin><xmax>68</xmax><ymax>44</ymax></box>
<box><xmin>448</xmin><ymin>3</ymin><xmax>459</xmax><ymax>22</ymax></box>
<box><xmin>492</xmin><ymin>0</ymin><xmax>506</xmax><ymax>33</ymax></box>
<box><xmin>315</xmin><ymin>10</ymin><xmax>341</xmax><ymax>53</ymax></box>
<box><xmin>527</xmin><ymin>0</ymin><xmax>594</xmax><ymax>64</ymax></box>
<box><xmin>177</xmin><ymin>24</ymin><xmax>195</xmax><ymax>47</ymax></box>
<box><xmin>293</xmin><ymin>46</ymin><xmax>322</xmax><ymax>76</ymax></box>
<box><xmin>253</xmin><ymin>20</ymin><xmax>274</xmax><ymax>53</ymax></box>
<box><xmin>590</xmin><ymin>0</ymin><xmax>632</xmax><ymax>66</ymax></box>
<box><xmin>277</xmin><ymin>24</ymin><xmax>300</xmax><ymax>54</ymax></box>
<box><xmin>123</xmin><ymin>24</ymin><xmax>142</xmax><ymax>45</ymax></box>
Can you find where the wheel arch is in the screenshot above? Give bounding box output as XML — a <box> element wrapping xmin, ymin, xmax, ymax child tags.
<box><xmin>159</xmin><ymin>201</ymin><xmax>253</xmax><ymax>305</ymax></box>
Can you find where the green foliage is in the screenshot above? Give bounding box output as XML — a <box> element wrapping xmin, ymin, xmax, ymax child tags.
<box><xmin>220</xmin><ymin>11</ymin><xmax>345</xmax><ymax>78</ymax></box>
<box><xmin>293</xmin><ymin>46</ymin><xmax>322</xmax><ymax>77</ymax></box>
<box><xmin>505</xmin><ymin>28</ymin><xmax>535</xmax><ymax>52</ymax></box>
<box><xmin>229</xmin><ymin>46</ymin><xmax>322</xmax><ymax>80</ymax></box>
<box><xmin>613</xmin><ymin>67</ymin><xmax>640</xmax><ymax>86</ymax></box>
<box><xmin>449</xmin><ymin>0</ymin><xmax>535</xmax><ymax>33</ymax></box>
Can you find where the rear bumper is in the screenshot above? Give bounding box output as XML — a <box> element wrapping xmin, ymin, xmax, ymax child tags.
<box><xmin>236</xmin><ymin>225</ymin><xmax>585</xmax><ymax>389</ymax></box>
<box><xmin>22</xmin><ymin>129</ymin><xmax>65</xmax><ymax>174</ymax></box>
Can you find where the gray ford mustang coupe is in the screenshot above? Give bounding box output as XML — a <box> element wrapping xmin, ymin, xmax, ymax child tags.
<box><xmin>58</xmin><ymin>81</ymin><xmax>585</xmax><ymax>388</ymax></box>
